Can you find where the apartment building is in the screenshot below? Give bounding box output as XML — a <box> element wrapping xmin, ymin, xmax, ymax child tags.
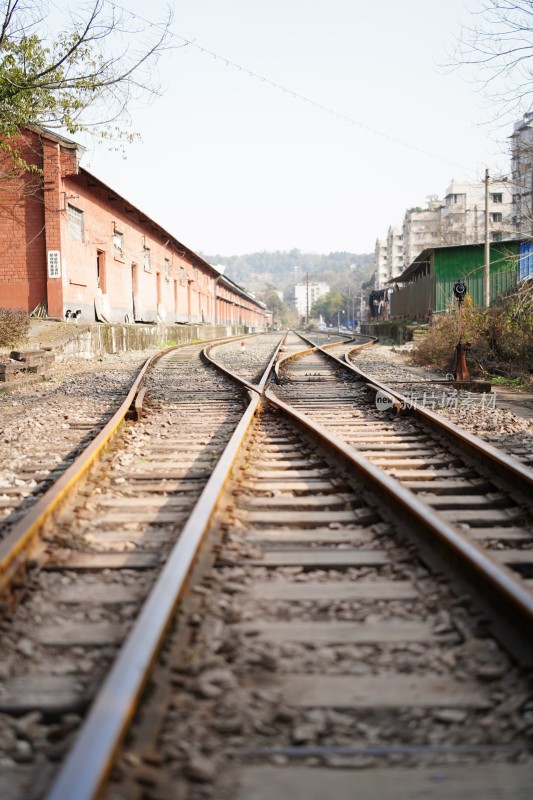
<box><xmin>403</xmin><ymin>196</ymin><xmax>444</xmax><ymax>267</ymax></box>
<box><xmin>441</xmin><ymin>180</ymin><xmax>513</xmax><ymax>246</ymax></box>
<box><xmin>374</xmin><ymin>180</ymin><xmax>513</xmax><ymax>288</ymax></box>
<box><xmin>373</xmin><ymin>227</ymin><xmax>404</xmax><ymax>289</ymax></box>
<box><xmin>387</xmin><ymin>226</ymin><xmax>405</xmax><ymax>279</ymax></box>
<box><xmin>510</xmin><ymin>113</ymin><xmax>533</xmax><ymax>238</ymax></box>
<box><xmin>294</xmin><ymin>281</ymin><xmax>329</xmax><ymax>318</ymax></box>
<box><xmin>374</xmin><ymin>239</ymin><xmax>388</xmax><ymax>289</ymax></box>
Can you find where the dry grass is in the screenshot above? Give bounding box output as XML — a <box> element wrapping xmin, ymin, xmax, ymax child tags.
<box><xmin>0</xmin><ymin>307</ymin><xmax>30</xmax><ymax>348</ymax></box>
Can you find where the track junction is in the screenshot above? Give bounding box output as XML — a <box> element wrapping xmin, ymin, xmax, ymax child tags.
<box><xmin>0</xmin><ymin>331</ymin><xmax>532</xmax><ymax>800</ymax></box>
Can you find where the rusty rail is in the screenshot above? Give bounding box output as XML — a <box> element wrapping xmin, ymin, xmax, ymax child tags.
<box><xmin>45</xmin><ymin>331</ymin><xmax>533</xmax><ymax>799</ymax></box>
<box><xmin>265</xmin><ymin>388</ymin><xmax>533</xmax><ymax>664</ymax></box>
<box><xmin>46</xmin><ymin>390</ymin><xmax>261</xmax><ymax>800</ymax></box>
<box><xmin>0</xmin><ymin>333</ymin><xmax>257</xmax><ymax>596</ymax></box>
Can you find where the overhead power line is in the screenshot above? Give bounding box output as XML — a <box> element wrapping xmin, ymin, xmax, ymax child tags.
<box><xmin>108</xmin><ymin>1</ymin><xmax>471</xmax><ymax>172</ymax></box>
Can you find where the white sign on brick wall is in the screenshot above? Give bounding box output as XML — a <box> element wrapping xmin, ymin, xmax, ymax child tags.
<box><xmin>47</xmin><ymin>250</ymin><xmax>61</xmax><ymax>278</ymax></box>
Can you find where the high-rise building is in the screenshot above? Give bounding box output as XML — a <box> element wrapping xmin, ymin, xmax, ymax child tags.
<box><xmin>374</xmin><ymin>179</ymin><xmax>513</xmax><ymax>287</ymax></box>
<box><xmin>510</xmin><ymin>113</ymin><xmax>533</xmax><ymax>238</ymax></box>
<box><xmin>373</xmin><ymin>227</ymin><xmax>404</xmax><ymax>289</ymax></box>
<box><xmin>386</xmin><ymin>226</ymin><xmax>405</xmax><ymax>280</ymax></box>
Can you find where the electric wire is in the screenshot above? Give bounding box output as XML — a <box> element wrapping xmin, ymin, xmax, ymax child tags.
<box><xmin>106</xmin><ymin>1</ymin><xmax>473</xmax><ymax>173</ymax></box>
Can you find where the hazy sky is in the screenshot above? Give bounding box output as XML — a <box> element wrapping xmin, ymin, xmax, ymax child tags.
<box><xmin>73</xmin><ymin>0</ymin><xmax>515</xmax><ymax>256</ymax></box>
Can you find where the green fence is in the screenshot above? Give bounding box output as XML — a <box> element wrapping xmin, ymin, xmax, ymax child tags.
<box><xmin>434</xmin><ymin>243</ymin><xmax>518</xmax><ymax>312</ymax></box>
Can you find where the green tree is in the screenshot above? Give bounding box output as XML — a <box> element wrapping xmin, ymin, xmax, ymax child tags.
<box><xmin>202</xmin><ymin>250</ymin><xmax>374</xmax><ymax>295</ymax></box>
<box><xmin>0</xmin><ymin>0</ymin><xmax>173</xmax><ymax>165</ymax></box>
<box><xmin>311</xmin><ymin>291</ymin><xmax>346</xmax><ymax>326</ymax></box>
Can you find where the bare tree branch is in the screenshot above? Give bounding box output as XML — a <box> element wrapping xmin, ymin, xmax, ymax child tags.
<box><xmin>447</xmin><ymin>0</ymin><xmax>533</xmax><ymax>119</ymax></box>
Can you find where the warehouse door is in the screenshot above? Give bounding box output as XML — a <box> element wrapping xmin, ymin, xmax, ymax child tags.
<box><xmin>96</xmin><ymin>250</ymin><xmax>106</xmax><ymax>294</ymax></box>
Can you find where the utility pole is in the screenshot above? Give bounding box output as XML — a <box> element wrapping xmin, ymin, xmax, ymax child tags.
<box><xmin>484</xmin><ymin>168</ymin><xmax>490</xmax><ymax>308</ymax></box>
<box><xmin>360</xmin><ymin>289</ymin><xmax>364</xmax><ymax>326</ymax></box>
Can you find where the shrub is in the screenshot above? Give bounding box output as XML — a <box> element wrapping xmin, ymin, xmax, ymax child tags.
<box><xmin>412</xmin><ymin>282</ymin><xmax>533</xmax><ymax>384</ymax></box>
<box><xmin>0</xmin><ymin>307</ymin><xmax>30</xmax><ymax>347</ymax></box>
<box><xmin>412</xmin><ymin>301</ymin><xmax>488</xmax><ymax>373</ymax></box>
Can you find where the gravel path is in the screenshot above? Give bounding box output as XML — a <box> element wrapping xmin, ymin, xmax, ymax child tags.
<box><xmin>209</xmin><ymin>334</ymin><xmax>284</xmax><ymax>384</ymax></box>
<box><xmin>0</xmin><ymin>350</ymin><xmax>158</xmax><ymax>535</ymax></box>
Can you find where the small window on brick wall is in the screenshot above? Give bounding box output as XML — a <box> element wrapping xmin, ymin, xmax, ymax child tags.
<box><xmin>113</xmin><ymin>231</ymin><xmax>124</xmax><ymax>258</ymax></box>
<box><xmin>144</xmin><ymin>247</ymin><xmax>151</xmax><ymax>273</ymax></box>
<box><xmin>68</xmin><ymin>204</ymin><xmax>84</xmax><ymax>241</ymax></box>
<box><xmin>165</xmin><ymin>257</ymin><xmax>171</xmax><ymax>280</ymax></box>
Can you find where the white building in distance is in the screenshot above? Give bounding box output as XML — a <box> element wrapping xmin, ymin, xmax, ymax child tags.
<box><xmin>374</xmin><ymin>179</ymin><xmax>513</xmax><ymax>288</ymax></box>
<box><xmin>373</xmin><ymin>227</ymin><xmax>404</xmax><ymax>289</ymax></box>
<box><xmin>374</xmin><ymin>239</ymin><xmax>388</xmax><ymax>289</ymax></box>
<box><xmin>441</xmin><ymin>179</ymin><xmax>513</xmax><ymax>246</ymax></box>
<box><xmin>403</xmin><ymin>197</ymin><xmax>444</xmax><ymax>267</ymax></box>
<box><xmin>294</xmin><ymin>281</ymin><xmax>329</xmax><ymax>317</ymax></box>
<box><xmin>386</xmin><ymin>226</ymin><xmax>405</xmax><ymax>280</ymax></box>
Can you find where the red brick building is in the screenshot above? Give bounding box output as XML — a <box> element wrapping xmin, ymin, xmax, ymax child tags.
<box><xmin>0</xmin><ymin>127</ymin><xmax>267</xmax><ymax>328</ymax></box>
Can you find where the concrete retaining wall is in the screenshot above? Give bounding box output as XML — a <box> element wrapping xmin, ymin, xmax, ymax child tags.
<box><xmin>361</xmin><ymin>322</ymin><xmax>427</xmax><ymax>344</ymax></box>
<box><xmin>58</xmin><ymin>323</ymin><xmax>249</xmax><ymax>358</ymax></box>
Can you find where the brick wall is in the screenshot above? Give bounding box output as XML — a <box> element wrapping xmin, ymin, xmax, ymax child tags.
<box><xmin>0</xmin><ymin>130</ymin><xmax>46</xmax><ymax>311</ymax></box>
<box><xmin>0</xmin><ymin>128</ymin><xmax>268</xmax><ymax>328</ymax></box>
<box><xmin>60</xmin><ymin>171</ymin><xmax>218</xmax><ymax>324</ymax></box>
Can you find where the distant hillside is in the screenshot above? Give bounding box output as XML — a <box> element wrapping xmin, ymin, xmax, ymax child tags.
<box><xmin>200</xmin><ymin>249</ymin><xmax>374</xmax><ymax>296</ymax></box>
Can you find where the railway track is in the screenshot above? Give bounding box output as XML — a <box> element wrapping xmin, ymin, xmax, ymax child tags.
<box><xmin>0</xmin><ymin>333</ymin><xmax>282</xmax><ymax>799</ymax></box>
<box><xmin>99</xmin><ymin>403</ymin><xmax>533</xmax><ymax>800</ymax></box>
<box><xmin>0</xmin><ymin>331</ymin><xmax>532</xmax><ymax>799</ymax></box>
<box><xmin>274</xmin><ymin>333</ymin><xmax>533</xmax><ymax>599</ymax></box>
<box><xmin>346</xmin><ymin>341</ymin><xmax>533</xmax><ymax>470</ymax></box>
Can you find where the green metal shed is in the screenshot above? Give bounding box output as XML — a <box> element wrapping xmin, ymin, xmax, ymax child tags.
<box><xmin>390</xmin><ymin>241</ymin><xmax>519</xmax><ymax>318</ymax></box>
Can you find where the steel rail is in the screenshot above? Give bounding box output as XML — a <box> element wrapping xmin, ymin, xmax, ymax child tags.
<box><xmin>202</xmin><ymin>332</ymin><xmax>287</xmax><ymax>394</ymax></box>
<box><xmin>0</xmin><ymin>333</ymin><xmax>255</xmax><ymax>596</ymax></box>
<box><xmin>46</xmin><ymin>337</ymin><xmax>282</xmax><ymax>800</ymax></box>
<box><xmin>0</xmin><ymin>350</ymin><xmax>155</xmax><ymax>595</ymax></box>
<box><xmin>272</xmin><ymin>331</ymin><xmax>375</xmax><ymax>380</ymax></box>
<box><xmin>294</xmin><ymin>332</ymin><xmax>533</xmax><ymax>496</ymax></box>
<box><xmin>264</xmin><ymin>388</ymin><xmax>533</xmax><ymax>664</ymax></box>
<box><xmin>43</xmin><ymin>332</ymin><xmax>533</xmax><ymax>798</ymax></box>
<box><xmin>46</xmin><ymin>389</ymin><xmax>261</xmax><ymax>800</ymax></box>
